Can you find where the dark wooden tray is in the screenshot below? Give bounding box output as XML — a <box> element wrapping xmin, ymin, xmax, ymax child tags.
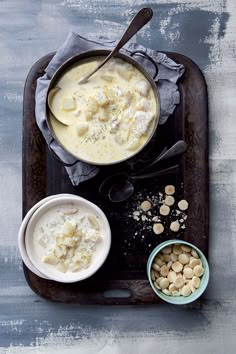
<box><xmin>22</xmin><ymin>52</ymin><xmax>208</xmax><ymax>304</ymax></box>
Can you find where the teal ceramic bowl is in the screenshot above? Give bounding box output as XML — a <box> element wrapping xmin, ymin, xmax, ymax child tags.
<box><xmin>147</xmin><ymin>240</ymin><xmax>210</xmax><ymax>305</ymax></box>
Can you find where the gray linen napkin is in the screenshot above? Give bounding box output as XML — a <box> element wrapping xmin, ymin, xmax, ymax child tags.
<box><xmin>35</xmin><ymin>31</ymin><xmax>185</xmax><ymax>186</ymax></box>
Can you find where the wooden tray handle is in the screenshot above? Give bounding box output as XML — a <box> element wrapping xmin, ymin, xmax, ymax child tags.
<box><xmin>24</xmin><ymin>267</ymin><xmax>159</xmax><ymax>304</ymax></box>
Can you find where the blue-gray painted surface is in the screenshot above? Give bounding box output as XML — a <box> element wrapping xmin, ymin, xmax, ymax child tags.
<box><xmin>0</xmin><ymin>0</ymin><xmax>236</xmax><ymax>352</ymax></box>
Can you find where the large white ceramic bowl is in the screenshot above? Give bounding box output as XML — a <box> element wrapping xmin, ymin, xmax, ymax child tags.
<box><xmin>24</xmin><ymin>195</ymin><xmax>111</xmax><ymax>283</ymax></box>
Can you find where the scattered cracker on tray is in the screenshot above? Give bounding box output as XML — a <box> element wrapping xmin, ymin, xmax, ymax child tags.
<box><xmin>129</xmin><ymin>185</ymin><xmax>189</xmax><ymax>235</ymax></box>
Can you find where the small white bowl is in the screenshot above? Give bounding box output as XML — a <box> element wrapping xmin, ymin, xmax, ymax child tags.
<box><xmin>18</xmin><ymin>194</ymin><xmax>78</xmax><ymax>279</ymax></box>
<box><xmin>25</xmin><ymin>196</ymin><xmax>111</xmax><ymax>283</ymax></box>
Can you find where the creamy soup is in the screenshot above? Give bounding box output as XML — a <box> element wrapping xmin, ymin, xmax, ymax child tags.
<box><xmin>48</xmin><ymin>56</ymin><xmax>158</xmax><ymax>164</ymax></box>
<box><xmin>31</xmin><ymin>204</ymin><xmax>104</xmax><ymax>273</ymax></box>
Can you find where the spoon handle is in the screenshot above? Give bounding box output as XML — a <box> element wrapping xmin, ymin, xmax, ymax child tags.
<box><xmin>79</xmin><ymin>8</ymin><xmax>153</xmax><ymax>84</ymax></box>
<box><xmin>131</xmin><ymin>165</ymin><xmax>179</xmax><ymax>180</ymax></box>
<box><xmin>137</xmin><ymin>140</ymin><xmax>187</xmax><ymax>174</ymax></box>
<box><xmin>111</xmin><ymin>8</ymin><xmax>153</xmax><ymax>53</ymax></box>
<box><xmin>155</xmin><ymin>140</ymin><xmax>187</xmax><ymax>162</ymax></box>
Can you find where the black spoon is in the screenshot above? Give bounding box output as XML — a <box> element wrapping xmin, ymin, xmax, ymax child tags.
<box><xmin>99</xmin><ymin>140</ymin><xmax>187</xmax><ymax>198</ymax></box>
<box><xmin>108</xmin><ymin>165</ymin><xmax>179</xmax><ymax>202</ymax></box>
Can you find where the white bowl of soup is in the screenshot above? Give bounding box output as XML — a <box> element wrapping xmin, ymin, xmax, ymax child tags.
<box><xmin>25</xmin><ymin>195</ymin><xmax>111</xmax><ymax>283</ymax></box>
<box><xmin>47</xmin><ymin>50</ymin><xmax>160</xmax><ymax>165</ymax></box>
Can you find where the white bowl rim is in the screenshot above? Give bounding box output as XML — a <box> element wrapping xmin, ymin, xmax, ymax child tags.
<box><xmin>18</xmin><ymin>194</ymin><xmax>82</xmax><ymax>279</ymax></box>
<box><xmin>25</xmin><ymin>195</ymin><xmax>111</xmax><ymax>283</ymax></box>
<box><xmin>147</xmin><ymin>240</ymin><xmax>210</xmax><ymax>305</ymax></box>
<box><xmin>18</xmin><ymin>195</ymin><xmax>55</xmax><ymax>279</ymax></box>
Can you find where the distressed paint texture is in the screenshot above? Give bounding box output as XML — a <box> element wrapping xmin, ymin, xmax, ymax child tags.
<box><xmin>0</xmin><ymin>0</ymin><xmax>236</xmax><ymax>352</ymax></box>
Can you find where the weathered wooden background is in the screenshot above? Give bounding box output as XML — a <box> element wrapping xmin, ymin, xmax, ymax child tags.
<box><xmin>0</xmin><ymin>0</ymin><xmax>236</xmax><ymax>353</ymax></box>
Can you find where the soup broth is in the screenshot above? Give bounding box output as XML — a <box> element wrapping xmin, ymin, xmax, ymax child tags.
<box><xmin>49</xmin><ymin>56</ymin><xmax>158</xmax><ymax>164</ymax></box>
